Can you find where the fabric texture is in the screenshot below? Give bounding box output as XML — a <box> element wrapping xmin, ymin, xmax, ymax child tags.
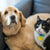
<box><xmin>15</xmin><ymin>0</ymin><xmax>32</xmax><ymax>18</ymax></box>
<box><xmin>34</xmin><ymin>0</ymin><xmax>50</xmax><ymax>13</ymax></box>
<box><xmin>0</xmin><ymin>23</ymin><xmax>5</xmax><ymax>50</ymax></box>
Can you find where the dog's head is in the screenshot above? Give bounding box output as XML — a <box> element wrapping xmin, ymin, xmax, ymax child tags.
<box><xmin>1</xmin><ymin>6</ymin><xmax>26</xmax><ymax>36</ymax></box>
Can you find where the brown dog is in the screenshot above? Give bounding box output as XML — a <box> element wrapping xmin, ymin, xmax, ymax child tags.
<box><xmin>1</xmin><ymin>6</ymin><xmax>41</xmax><ymax>50</ymax></box>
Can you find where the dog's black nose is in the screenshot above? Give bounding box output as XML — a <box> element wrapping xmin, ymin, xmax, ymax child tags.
<box><xmin>10</xmin><ymin>15</ymin><xmax>15</xmax><ymax>20</ymax></box>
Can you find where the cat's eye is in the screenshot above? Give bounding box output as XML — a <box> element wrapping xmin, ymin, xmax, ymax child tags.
<box><xmin>37</xmin><ymin>24</ymin><xmax>39</xmax><ymax>27</ymax></box>
<box><xmin>42</xmin><ymin>26</ymin><xmax>45</xmax><ymax>28</ymax></box>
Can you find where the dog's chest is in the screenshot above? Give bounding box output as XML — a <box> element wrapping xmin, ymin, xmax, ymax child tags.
<box><xmin>5</xmin><ymin>36</ymin><xmax>24</xmax><ymax>48</ymax></box>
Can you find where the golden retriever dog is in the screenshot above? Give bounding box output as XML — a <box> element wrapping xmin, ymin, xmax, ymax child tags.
<box><xmin>1</xmin><ymin>6</ymin><xmax>41</xmax><ymax>50</ymax></box>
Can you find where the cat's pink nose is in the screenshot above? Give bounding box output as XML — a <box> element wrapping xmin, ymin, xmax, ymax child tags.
<box><xmin>38</xmin><ymin>29</ymin><xmax>41</xmax><ymax>32</ymax></box>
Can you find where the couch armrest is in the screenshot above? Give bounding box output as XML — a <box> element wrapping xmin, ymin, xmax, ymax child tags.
<box><xmin>15</xmin><ymin>0</ymin><xmax>32</xmax><ymax>18</ymax></box>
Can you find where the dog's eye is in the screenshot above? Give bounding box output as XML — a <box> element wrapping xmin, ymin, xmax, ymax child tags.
<box><xmin>5</xmin><ymin>11</ymin><xmax>8</xmax><ymax>15</ymax></box>
<box><xmin>14</xmin><ymin>10</ymin><xmax>17</xmax><ymax>13</ymax></box>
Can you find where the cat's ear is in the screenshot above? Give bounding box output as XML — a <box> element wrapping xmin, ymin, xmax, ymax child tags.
<box><xmin>46</xmin><ymin>18</ymin><xmax>50</xmax><ymax>24</ymax></box>
<box><xmin>37</xmin><ymin>16</ymin><xmax>41</xmax><ymax>21</ymax></box>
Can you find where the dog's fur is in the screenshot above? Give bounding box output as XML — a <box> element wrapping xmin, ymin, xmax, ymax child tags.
<box><xmin>1</xmin><ymin>6</ymin><xmax>41</xmax><ymax>50</ymax></box>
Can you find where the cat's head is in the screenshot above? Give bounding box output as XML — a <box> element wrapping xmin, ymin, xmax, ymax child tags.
<box><xmin>35</xmin><ymin>16</ymin><xmax>50</xmax><ymax>34</ymax></box>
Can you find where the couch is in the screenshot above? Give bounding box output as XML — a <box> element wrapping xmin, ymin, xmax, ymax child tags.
<box><xmin>15</xmin><ymin>0</ymin><xmax>50</xmax><ymax>17</ymax></box>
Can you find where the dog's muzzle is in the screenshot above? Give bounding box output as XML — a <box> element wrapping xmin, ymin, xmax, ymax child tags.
<box><xmin>10</xmin><ymin>15</ymin><xmax>17</xmax><ymax>24</ymax></box>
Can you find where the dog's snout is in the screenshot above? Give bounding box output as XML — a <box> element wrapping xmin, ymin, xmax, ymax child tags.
<box><xmin>10</xmin><ymin>15</ymin><xmax>15</xmax><ymax>20</ymax></box>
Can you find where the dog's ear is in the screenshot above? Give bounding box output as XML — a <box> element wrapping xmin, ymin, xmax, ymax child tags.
<box><xmin>19</xmin><ymin>11</ymin><xmax>26</xmax><ymax>27</ymax></box>
<box><xmin>0</xmin><ymin>12</ymin><xmax>2</xmax><ymax>23</ymax></box>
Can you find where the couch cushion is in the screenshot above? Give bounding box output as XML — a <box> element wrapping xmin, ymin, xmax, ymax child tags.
<box><xmin>0</xmin><ymin>23</ymin><xmax>5</xmax><ymax>50</ymax></box>
<box><xmin>0</xmin><ymin>23</ymin><xmax>9</xmax><ymax>50</ymax></box>
<box><xmin>34</xmin><ymin>0</ymin><xmax>50</xmax><ymax>13</ymax></box>
<box><xmin>27</xmin><ymin>13</ymin><xmax>50</xmax><ymax>28</ymax></box>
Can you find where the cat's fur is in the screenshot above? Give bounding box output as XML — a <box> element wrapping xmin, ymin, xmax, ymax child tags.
<box><xmin>34</xmin><ymin>16</ymin><xmax>50</xmax><ymax>50</ymax></box>
<box><xmin>43</xmin><ymin>18</ymin><xmax>50</xmax><ymax>50</ymax></box>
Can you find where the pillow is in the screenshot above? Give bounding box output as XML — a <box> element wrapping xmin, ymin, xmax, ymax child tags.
<box><xmin>34</xmin><ymin>0</ymin><xmax>50</xmax><ymax>13</ymax></box>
